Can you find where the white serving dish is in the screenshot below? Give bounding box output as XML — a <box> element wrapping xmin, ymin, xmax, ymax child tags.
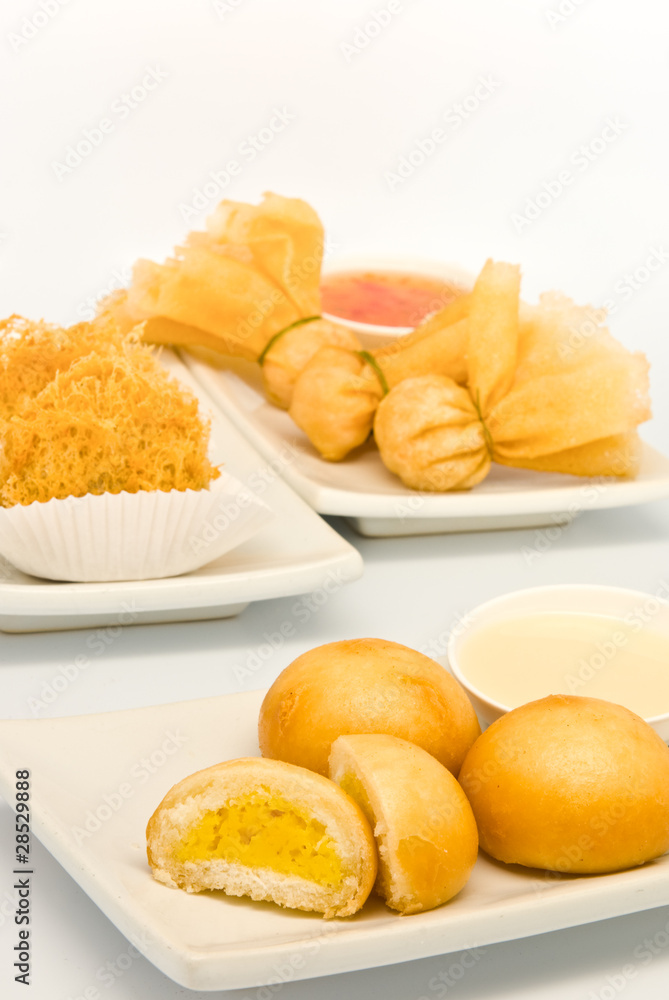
<box><xmin>447</xmin><ymin>584</ymin><xmax>669</xmax><ymax>739</ymax></box>
<box><xmin>2</xmin><ymin>690</ymin><xmax>669</xmax><ymax>992</ymax></box>
<box><xmin>0</xmin><ymin>470</ymin><xmax>274</xmax><ymax>583</ymax></box>
<box><xmin>0</xmin><ymin>351</ymin><xmax>362</xmax><ymax>632</ymax></box>
<box><xmin>182</xmin><ymin>352</ymin><xmax>669</xmax><ymax>538</ymax></box>
<box><xmin>321</xmin><ymin>253</ymin><xmax>473</xmax><ymax>343</ymax></box>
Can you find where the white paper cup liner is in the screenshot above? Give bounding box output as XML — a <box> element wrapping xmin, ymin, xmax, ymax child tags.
<box><xmin>0</xmin><ymin>472</ymin><xmax>275</xmax><ymax>582</ymax></box>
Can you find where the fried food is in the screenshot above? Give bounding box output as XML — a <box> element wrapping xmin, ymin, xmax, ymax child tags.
<box><xmin>374</xmin><ymin>374</ymin><xmax>491</xmax><ymax>491</ymax></box>
<box><xmin>0</xmin><ymin>314</ymin><xmax>218</xmax><ymax>506</ymax></box>
<box><xmin>370</xmin><ymin>296</ymin><xmax>469</xmax><ymax>388</ymax></box>
<box><xmin>261</xmin><ymin>317</ymin><xmax>362</xmax><ymax>409</ymax></box>
<box><xmin>288</xmin><ymin>347</ymin><xmax>384</xmax><ymax>460</ymax></box>
<box><xmin>374</xmin><ymin>261</ymin><xmax>650</xmax><ymax>489</ymax></box>
<box><xmin>124</xmin><ymin>193</ymin><xmax>329</xmax><ymax>362</ymax></box>
<box><xmin>0</xmin><ymin>313</ymin><xmax>122</xmax><ymax>417</ymax></box>
<box><xmin>146</xmin><ymin>756</ymin><xmax>377</xmax><ymax>918</ymax></box>
<box><xmin>289</xmin><ymin>299</ymin><xmax>470</xmax><ymax>461</ymax></box>
<box><xmin>258</xmin><ymin>638</ymin><xmax>481</xmax><ymax>777</ymax></box>
<box><xmin>458</xmin><ymin>695</ymin><xmax>669</xmax><ymax>874</ymax></box>
<box><xmin>490</xmin><ymin>294</ymin><xmax>649</xmax><ymax>476</ymax></box>
<box><xmin>466</xmin><ymin>260</ymin><xmax>521</xmax><ymax>412</ymax></box>
<box><xmin>329</xmin><ymin>734</ymin><xmax>479</xmax><ymax>914</ymax></box>
<box><xmin>102</xmin><ymin>193</ymin><xmax>653</xmax><ymax>490</ymax></box>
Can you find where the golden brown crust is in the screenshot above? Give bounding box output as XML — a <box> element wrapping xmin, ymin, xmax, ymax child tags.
<box><xmin>126</xmin><ymin>193</ymin><xmax>325</xmax><ymax>362</ymax></box>
<box><xmin>329</xmin><ymin>734</ymin><xmax>479</xmax><ymax>914</ymax></box>
<box><xmin>493</xmin><ymin>431</ymin><xmax>642</xmax><ymax>478</ymax></box>
<box><xmin>289</xmin><ymin>347</ymin><xmax>383</xmax><ymax>460</ymax></box>
<box><xmin>258</xmin><ymin>638</ymin><xmax>481</xmax><ymax>777</ymax></box>
<box><xmin>374</xmin><ymin>375</ymin><xmax>491</xmax><ymax>492</ymax></box>
<box><xmin>458</xmin><ymin>695</ymin><xmax>669</xmax><ymax>874</ymax></box>
<box><xmin>262</xmin><ymin>319</ymin><xmax>361</xmax><ymax>409</ymax></box>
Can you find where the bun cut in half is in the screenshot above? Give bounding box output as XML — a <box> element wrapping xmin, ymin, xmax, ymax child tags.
<box><xmin>329</xmin><ymin>734</ymin><xmax>479</xmax><ymax>914</ymax></box>
<box><xmin>146</xmin><ymin>757</ymin><xmax>377</xmax><ymax>918</ymax></box>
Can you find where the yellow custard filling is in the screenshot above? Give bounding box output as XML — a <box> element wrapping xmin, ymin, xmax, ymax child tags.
<box><xmin>339</xmin><ymin>772</ymin><xmax>375</xmax><ymax>829</ymax></box>
<box><xmin>175</xmin><ymin>791</ymin><xmax>343</xmax><ymax>887</ymax></box>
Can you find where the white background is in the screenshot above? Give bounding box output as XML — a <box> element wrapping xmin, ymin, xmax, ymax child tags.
<box><xmin>1</xmin><ymin>1</ymin><xmax>669</xmax><ymax>998</ymax></box>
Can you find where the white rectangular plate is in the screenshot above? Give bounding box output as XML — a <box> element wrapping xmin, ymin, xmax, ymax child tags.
<box><xmin>1</xmin><ymin>690</ymin><xmax>669</xmax><ymax>992</ymax></box>
<box><xmin>0</xmin><ymin>352</ymin><xmax>362</xmax><ymax>632</ymax></box>
<box><xmin>183</xmin><ymin>352</ymin><xmax>669</xmax><ymax>537</ymax></box>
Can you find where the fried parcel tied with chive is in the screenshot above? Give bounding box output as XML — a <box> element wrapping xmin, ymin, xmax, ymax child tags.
<box><xmin>260</xmin><ymin>316</ymin><xmax>360</xmax><ymax>409</ymax></box>
<box><xmin>374</xmin><ymin>260</ymin><xmax>650</xmax><ymax>491</ymax></box>
<box><xmin>103</xmin><ymin>193</ymin><xmax>361</xmax><ymax>400</ymax></box>
<box><xmin>289</xmin><ymin>297</ymin><xmax>470</xmax><ymax>461</ymax></box>
<box><xmin>374</xmin><ymin>374</ymin><xmax>492</xmax><ymax>492</ymax></box>
<box><xmin>491</xmin><ymin>293</ymin><xmax>648</xmax><ymax>476</ymax></box>
<box><xmin>288</xmin><ymin>346</ymin><xmax>384</xmax><ymax>461</ymax></box>
<box><xmin>99</xmin><ymin>189</ymin><xmax>651</xmax><ymax>492</ymax></box>
<box><xmin>128</xmin><ymin>193</ymin><xmax>322</xmax><ymax>359</ymax></box>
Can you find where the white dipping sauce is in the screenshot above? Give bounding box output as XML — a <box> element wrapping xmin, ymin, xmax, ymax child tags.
<box><xmin>457</xmin><ymin>612</ymin><xmax>669</xmax><ymax>719</ymax></box>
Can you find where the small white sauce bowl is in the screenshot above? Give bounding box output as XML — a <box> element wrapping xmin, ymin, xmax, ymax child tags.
<box><xmin>321</xmin><ymin>254</ymin><xmax>474</xmax><ymax>345</ymax></box>
<box><xmin>448</xmin><ymin>584</ymin><xmax>669</xmax><ymax>740</ymax></box>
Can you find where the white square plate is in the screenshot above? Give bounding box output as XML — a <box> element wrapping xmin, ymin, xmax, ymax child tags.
<box><xmin>0</xmin><ymin>352</ymin><xmax>362</xmax><ymax>632</ymax></box>
<box><xmin>182</xmin><ymin>353</ymin><xmax>669</xmax><ymax>537</ymax></box>
<box><xmin>1</xmin><ymin>690</ymin><xmax>669</xmax><ymax>992</ymax></box>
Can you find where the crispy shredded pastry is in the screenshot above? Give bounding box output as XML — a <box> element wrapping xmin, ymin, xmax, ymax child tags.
<box><xmin>0</xmin><ymin>314</ymin><xmax>219</xmax><ymax>506</ymax></box>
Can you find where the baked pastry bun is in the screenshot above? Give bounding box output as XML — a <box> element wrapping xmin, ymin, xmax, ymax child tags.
<box><xmin>459</xmin><ymin>695</ymin><xmax>669</xmax><ymax>874</ymax></box>
<box><xmin>258</xmin><ymin>638</ymin><xmax>481</xmax><ymax>777</ymax></box>
<box><xmin>329</xmin><ymin>734</ymin><xmax>479</xmax><ymax>914</ymax></box>
<box><xmin>146</xmin><ymin>756</ymin><xmax>377</xmax><ymax>918</ymax></box>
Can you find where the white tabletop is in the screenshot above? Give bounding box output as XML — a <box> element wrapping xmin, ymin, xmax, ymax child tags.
<box><xmin>1</xmin><ymin>0</ymin><xmax>669</xmax><ymax>996</ymax></box>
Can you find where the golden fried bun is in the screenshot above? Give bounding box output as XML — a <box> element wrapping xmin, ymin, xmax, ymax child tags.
<box><xmin>458</xmin><ymin>695</ymin><xmax>669</xmax><ymax>874</ymax></box>
<box><xmin>146</xmin><ymin>757</ymin><xmax>377</xmax><ymax>918</ymax></box>
<box><xmin>258</xmin><ymin>638</ymin><xmax>481</xmax><ymax>777</ymax></box>
<box><xmin>329</xmin><ymin>734</ymin><xmax>479</xmax><ymax>914</ymax></box>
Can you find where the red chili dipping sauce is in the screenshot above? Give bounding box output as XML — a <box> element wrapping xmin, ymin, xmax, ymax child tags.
<box><xmin>321</xmin><ymin>269</ymin><xmax>466</xmax><ymax>328</ymax></box>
